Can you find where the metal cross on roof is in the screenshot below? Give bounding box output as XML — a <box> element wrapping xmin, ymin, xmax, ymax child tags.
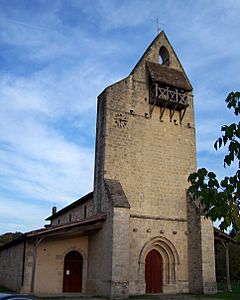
<box><xmin>152</xmin><ymin>16</ymin><xmax>164</xmax><ymax>33</ymax></box>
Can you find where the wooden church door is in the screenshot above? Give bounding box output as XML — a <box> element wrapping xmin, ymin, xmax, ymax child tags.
<box><xmin>63</xmin><ymin>251</ymin><xmax>83</xmax><ymax>292</ymax></box>
<box><xmin>145</xmin><ymin>249</ymin><xmax>162</xmax><ymax>293</ymax></box>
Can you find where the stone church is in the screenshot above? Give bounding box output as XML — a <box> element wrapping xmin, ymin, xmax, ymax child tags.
<box><xmin>0</xmin><ymin>32</ymin><xmax>217</xmax><ymax>298</ymax></box>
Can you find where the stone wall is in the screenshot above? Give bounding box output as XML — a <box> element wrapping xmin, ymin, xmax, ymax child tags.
<box><xmin>51</xmin><ymin>198</ymin><xmax>94</xmax><ymax>226</ymax></box>
<box><xmin>110</xmin><ymin>207</ymin><xmax>130</xmax><ymax>298</ymax></box>
<box><xmin>0</xmin><ymin>241</ymin><xmax>25</xmax><ymax>292</ymax></box>
<box><xmin>129</xmin><ymin>216</ymin><xmax>189</xmax><ymax>294</ymax></box>
<box><xmin>93</xmin><ymin>91</ymin><xmax>107</xmax><ymax>214</ymax></box>
<box><xmin>187</xmin><ymin>196</ymin><xmax>217</xmax><ymax>294</ymax></box>
<box><xmin>87</xmin><ymin>188</ymin><xmax>113</xmax><ymax>296</ymax></box>
<box><xmin>88</xmin><ymin>182</ymin><xmax>130</xmax><ymax>298</ymax></box>
<box><xmin>201</xmin><ymin>217</ymin><xmax>217</xmax><ymax>293</ymax></box>
<box><xmin>187</xmin><ymin>197</ymin><xmax>204</xmax><ymax>293</ymax></box>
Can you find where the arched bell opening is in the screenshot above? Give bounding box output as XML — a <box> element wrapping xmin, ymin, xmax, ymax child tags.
<box><xmin>159</xmin><ymin>46</ymin><xmax>170</xmax><ymax>66</ymax></box>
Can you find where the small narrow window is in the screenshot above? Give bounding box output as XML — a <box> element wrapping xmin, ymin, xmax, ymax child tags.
<box><xmin>159</xmin><ymin>46</ymin><xmax>170</xmax><ymax>66</ymax></box>
<box><xmin>58</xmin><ymin>219</ymin><xmax>60</xmax><ymax>225</ymax></box>
<box><xmin>69</xmin><ymin>214</ymin><xmax>72</xmax><ymax>222</ymax></box>
<box><xmin>84</xmin><ymin>205</ymin><xmax>87</xmax><ymax>218</ymax></box>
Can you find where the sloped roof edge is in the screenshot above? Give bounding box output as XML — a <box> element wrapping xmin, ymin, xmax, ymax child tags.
<box><xmin>105</xmin><ymin>178</ymin><xmax>130</xmax><ymax>208</ymax></box>
<box><xmin>0</xmin><ymin>213</ymin><xmax>106</xmax><ymax>250</ymax></box>
<box><xmin>130</xmin><ymin>31</ymin><xmax>165</xmax><ymax>76</ymax></box>
<box><xmin>45</xmin><ymin>191</ymin><xmax>93</xmax><ymax>221</ymax></box>
<box><xmin>147</xmin><ymin>61</ymin><xmax>192</xmax><ymax>91</ymax></box>
<box><xmin>214</xmin><ymin>227</ymin><xmax>239</xmax><ymax>244</ymax></box>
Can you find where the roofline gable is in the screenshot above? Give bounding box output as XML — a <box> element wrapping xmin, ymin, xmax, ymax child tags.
<box><xmin>45</xmin><ymin>191</ymin><xmax>93</xmax><ymax>221</ymax></box>
<box><xmin>130</xmin><ymin>31</ymin><xmax>192</xmax><ymax>91</ymax></box>
<box><xmin>130</xmin><ymin>31</ymin><xmax>166</xmax><ymax>75</ymax></box>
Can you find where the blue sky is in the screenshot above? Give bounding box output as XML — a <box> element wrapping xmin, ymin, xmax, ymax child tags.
<box><xmin>0</xmin><ymin>0</ymin><xmax>240</xmax><ymax>234</ymax></box>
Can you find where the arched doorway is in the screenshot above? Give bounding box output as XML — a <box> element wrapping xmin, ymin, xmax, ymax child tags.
<box><xmin>145</xmin><ymin>249</ymin><xmax>162</xmax><ymax>293</ymax></box>
<box><xmin>63</xmin><ymin>250</ymin><xmax>83</xmax><ymax>292</ymax></box>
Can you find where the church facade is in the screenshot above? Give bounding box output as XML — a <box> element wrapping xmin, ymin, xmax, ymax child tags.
<box><xmin>0</xmin><ymin>32</ymin><xmax>217</xmax><ymax>298</ymax></box>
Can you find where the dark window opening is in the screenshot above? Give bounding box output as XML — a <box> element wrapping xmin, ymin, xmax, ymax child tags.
<box><xmin>69</xmin><ymin>214</ymin><xmax>72</xmax><ymax>222</ymax></box>
<box><xmin>84</xmin><ymin>205</ymin><xmax>87</xmax><ymax>218</ymax></box>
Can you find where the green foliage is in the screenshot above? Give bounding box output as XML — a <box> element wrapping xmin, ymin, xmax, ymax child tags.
<box><xmin>188</xmin><ymin>92</ymin><xmax>240</xmax><ymax>232</ymax></box>
<box><xmin>0</xmin><ymin>232</ymin><xmax>23</xmax><ymax>247</ymax></box>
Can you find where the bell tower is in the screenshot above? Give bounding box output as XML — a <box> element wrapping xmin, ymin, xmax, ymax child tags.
<box><xmin>89</xmin><ymin>31</ymin><xmax>216</xmax><ymax>297</ymax></box>
<box><xmin>94</xmin><ymin>31</ymin><xmax>195</xmax><ymax>217</ymax></box>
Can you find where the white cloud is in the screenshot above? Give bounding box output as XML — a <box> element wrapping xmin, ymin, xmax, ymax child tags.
<box><xmin>0</xmin><ymin>197</ymin><xmax>49</xmax><ymax>234</ymax></box>
<box><xmin>0</xmin><ymin>104</ymin><xmax>94</xmax><ymax>200</ymax></box>
<box><xmin>0</xmin><ymin>64</ymin><xmax>103</xmax><ymax>212</ymax></box>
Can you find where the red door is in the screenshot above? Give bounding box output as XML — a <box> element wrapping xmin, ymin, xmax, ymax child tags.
<box><xmin>145</xmin><ymin>249</ymin><xmax>162</xmax><ymax>293</ymax></box>
<box><xmin>63</xmin><ymin>251</ymin><xmax>83</xmax><ymax>292</ymax></box>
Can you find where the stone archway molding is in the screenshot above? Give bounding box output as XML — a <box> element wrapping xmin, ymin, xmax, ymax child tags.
<box><xmin>139</xmin><ymin>236</ymin><xmax>179</xmax><ymax>286</ymax></box>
